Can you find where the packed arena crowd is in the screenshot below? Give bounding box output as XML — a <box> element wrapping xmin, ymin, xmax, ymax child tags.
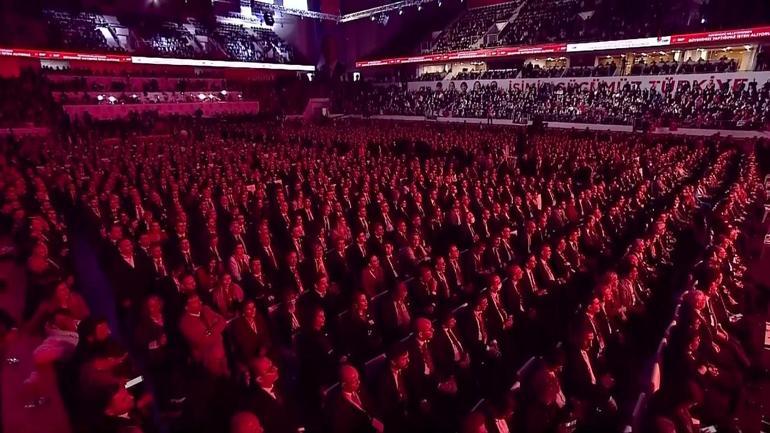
<box><xmin>0</xmin><ymin>112</ymin><xmax>768</xmax><ymax>433</ymax></box>
<box><xmin>354</xmin><ymin>79</ymin><xmax>770</xmax><ymax>129</ymax></box>
<box><xmin>424</xmin><ymin>0</ymin><xmax>766</xmax><ymax>55</ymax></box>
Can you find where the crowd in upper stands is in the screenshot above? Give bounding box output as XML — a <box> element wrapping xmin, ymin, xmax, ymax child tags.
<box><xmin>414</xmin><ymin>57</ymin><xmax>742</xmax><ymax>83</ymax></box>
<box><xmin>423</xmin><ymin>0</ymin><xmax>770</xmax><ymax>55</ymax></box>
<box><xmin>34</xmin><ymin>10</ymin><xmax>295</xmax><ymax>64</ymax></box>
<box><xmin>1</xmin><ymin>107</ymin><xmax>767</xmax><ymax>433</ymax></box>
<box><xmin>354</xmin><ymin>78</ymin><xmax>770</xmax><ymax>129</ymax></box>
<box><xmin>429</xmin><ymin>2</ymin><xmax>522</xmax><ymax>54</ymax></box>
<box><xmin>43</xmin><ymin>10</ymin><xmax>125</xmax><ymax>54</ymax></box>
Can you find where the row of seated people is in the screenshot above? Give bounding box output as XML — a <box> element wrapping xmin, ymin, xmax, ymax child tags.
<box><xmin>496</xmin><ymin>0</ymin><xmax>580</xmax><ymax>46</ymax></box>
<box><xmin>630</xmin><ymin>58</ymin><xmax>740</xmax><ymax>76</ymax></box>
<box><xmin>453</xmin><ymin>70</ymin><xmax>520</xmax><ymax>81</ymax></box>
<box><xmin>46</xmin><ymin>75</ymin><xmax>229</xmax><ymax>93</ymax></box>
<box><xmin>42</xmin><ymin>66</ymin><xmax>227</xmax><ymax>79</ymax></box>
<box><xmin>137</xmin><ymin>25</ymin><xmax>198</xmax><ymax>59</ymax></box>
<box><xmin>562</xmin><ymin>62</ymin><xmax>618</xmax><ymax>78</ymax></box>
<box><xmin>636</xmin><ymin>150</ymin><xmax>765</xmax><ymax>432</ymax></box>
<box><xmin>2</xmin><ymin>116</ymin><xmax>762</xmax><ymax>433</ymax></box>
<box><xmin>356</xmin><ymin>79</ymin><xmax>770</xmax><ymax>129</ymax></box>
<box><xmin>55</xmin><ymin>91</ymin><xmax>241</xmax><ymax>106</ymax></box>
<box><xmin>428</xmin><ymin>2</ymin><xmax>521</xmax><ymax>54</ymax></box>
<box><xmin>214</xmin><ymin>24</ymin><xmax>293</xmax><ymax>64</ymax></box>
<box><xmin>420</xmin><ymin>58</ymin><xmax>743</xmax><ymax>82</ymax></box>
<box><xmin>520</xmin><ymin>64</ymin><xmax>566</xmax><ymax>79</ymax></box>
<box><xmin>415</xmin><ymin>72</ymin><xmax>447</xmax><ymax>81</ymax></box>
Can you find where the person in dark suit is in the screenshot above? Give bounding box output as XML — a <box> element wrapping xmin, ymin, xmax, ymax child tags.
<box><xmin>241</xmin><ymin>258</ymin><xmax>277</xmax><ymax>311</ymax></box>
<box><xmin>223</xmin><ymin>220</ymin><xmax>251</xmax><ymax>260</ymax></box>
<box><xmin>303</xmin><ymin>243</ymin><xmax>329</xmax><ymax>286</ymax></box>
<box><xmin>242</xmin><ymin>356</ymin><xmax>301</xmax><ymax>433</ymax></box>
<box><xmin>459</xmin><ymin>212</ymin><xmax>480</xmax><ymax>249</ymax></box>
<box><xmin>340</xmin><ymin>292</ymin><xmax>383</xmax><ymax>366</ymax></box>
<box><xmin>431</xmin><ymin>309</ymin><xmax>471</xmax><ymax>388</ymax></box>
<box><xmin>93</xmin><ymin>384</ymin><xmax>151</xmax><ymax>433</ymax></box>
<box><xmin>551</xmin><ymin>238</ymin><xmax>575</xmax><ymax>281</ymax></box>
<box><xmin>464</xmin><ymin>242</ymin><xmax>491</xmax><ymax>290</ymax></box>
<box><xmin>580</xmin><ymin>296</ymin><xmax>612</xmax><ymax>356</ymax></box>
<box><xmin>486</xmin><ymin>274</ymin><xmax>514</xmax><ymax>343</ymax></box>
<box><xmin>228</xmin><ymin>300</ymin><xmax>272</xmax><ymax>371</ymax></box>
<box><xmin>485</xmin><ymin>235</ymin><xmax>506</xmax><ymax>273</ymax></box>
<box><xmin>361</xmin><ymin>255</ymin><xmax>386</xmax><ymax>298</ymax></box>
<box><xmin>110</xmin><ymin>238</ymin><xmax>152</xmax><ymax>316</ymax></box>
<box><xmin>521</xmin><ymin>255</ymin><xmax>546</xmax><ymax>301</ymax></box>
<box><xmin>381</xmin><ymin>243</ymin><xmax>402</xmax><ymax>287</ymax></box>
<box><xmin>256</xmin><ymin>231</ymin><xmax>280</xmax><ymax>279</ymax></box>
<box><xmin>379</xmin><ymin>281</ymin><xmax>412</xmax><ymax>345</ymax></box>
<box><xmin>377</xmin><ymin>344</ymin><xmax>413</xmax><ymax>433</ymax></box>
<box><xmin>535</xmin><ymin>245</ymin><xmax>560</xmax><ymax>291</ymax></box>
<box><xmin>368</xmin><ymin>223</ymin><xmax>387</xmax><ymax>257</ymax></box>
<box><xmin>411</xmin><ymin>264</ymin><xmax>439</xmax><ymax>317</ymax></box>
<box><xmin>272</xmin><ymin>290</ymin><xmax>301</xmax><ymax>347</ymax></box>
<box><xmin>280</xmin><ymin>251</ymin><xmax>307</xmax><ymax>294</ymax></box>
<box><xmin>563</xmin><ymin>328</ymin><xmax>615</xmax><ymax>412</ymax></box>
<box><xmin>502</xmin><ymin>264</ymin><xmax>528</xmax><ymax>321</ymax></box>
<box><xmin>516</xmin><ymin>221</ymin><xmax>539</xmax><ymax>258</ymax></box>
<box><xmin>331</xmin><ymin>364</ymin><xmax>383</xmax><ymax>433</ymax></box>
<box><xmin>347</xmin><ymin>231</ymin><xmax>370</xmax><ymax>271</ymax></box>
<box><xmin>446</xmin><ymin>245</ymin><xmax>466</xmax><ymax>296</ymax></box>
<box><xmin>329</xmin><ymin>238</ymin><xmax>353</xmax><ymax>286</ymax></box>
<box><xmin>296</xmin><ymin>307</ymin><xmax>338</xmax><ymax>400</ymax></box>
<box><xmin>298</xmin><ymin>275</ymin><xmax>339</xmax><ymax>324</ymax></box>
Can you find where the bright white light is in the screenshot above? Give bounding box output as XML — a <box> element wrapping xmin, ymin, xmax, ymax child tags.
<box><xmin>108</xmin><ymin>96</ymin><xmax>117</xmax><ymax>103</ymax></box>
<box><xmin>97</xmin><ymin>95</ymin><xmax>104</xmax><ymax>101</ymax></box>
<box><xmin>221</xmin><ymin>90</ymin><xmax>228</xmax><ymax>95</ymax></box>
<box><xmin>701</xmin><ymin>18</ymin><xmax>706</xmax><ymax>24</ymax></box>
<box><xmin>417</xmin><ymin>5</ymin><xmax>422</xmax><ymax>11</ymax></box>
<box><xmin>398</xmin><ymin>8</ymin><xmax>403</xmax><ymax>15</ymax></box>
<box><xmin>438</xmin><ymin>1</ymin><xmax>442</xmax><ymax>6</ymax></box>
<box><xmin>131</xmin><ymin>94</ymin><xmax>138</xmax><ymax>98</ymax></box>
<box><xmin>198</xmin><ymin>93</ymin><xmax>206</xmax><ymax>100</ymax></box>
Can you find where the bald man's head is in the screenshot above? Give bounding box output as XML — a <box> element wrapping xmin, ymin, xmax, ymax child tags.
<box><xmin>230</xmin><ymin>411</ymin><xmax>263</xmax><ymax>433</ymax></box>
<box><xmin>249</xmin><ymin>356</ymin><xmax>279</xmax><ymax>388</ymax></box>
<box><xmin>415</xmin><ymin>317</ymin><xmax>434</xmax><ymax>342</ymax></box>
<box><xmin>339</xmin><ymin>364</ymin><xmax>360</xmax><ymax>393</ymax></box>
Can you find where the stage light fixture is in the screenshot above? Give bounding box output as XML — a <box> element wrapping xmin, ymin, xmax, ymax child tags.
<box><xmin>398</xmin><ymin>8</ymin><xmax>403</xmax><ymax>15</ymax></box>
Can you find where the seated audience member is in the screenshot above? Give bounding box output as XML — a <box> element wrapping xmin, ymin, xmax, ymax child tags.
<box><xmin>241</xmin><ymin>356</ymin><xmax>301</xmax><ymax>433</ymax></box>
<box><xmin>330</xmin><ymin>364</ymin><xmax>383</xmax><ymax>433</ymax></box>
<box><xmin>179</xmin><ymin>294</ymin><xmax>229</xmax><ymax>377</ymax></box>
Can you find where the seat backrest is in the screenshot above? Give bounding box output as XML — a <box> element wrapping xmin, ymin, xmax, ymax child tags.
<box><xmin>631</xmin><ymin>392</ymin><xmax>648</xmax><ymax>433</ymax></box>
<box><xmin>650</xmin><ymin>362</ymin><xmax>661</xmax><ymax>393</ymax></box>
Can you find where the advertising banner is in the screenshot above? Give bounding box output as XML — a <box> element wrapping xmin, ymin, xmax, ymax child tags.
<box><xmin>405</xmin><ymin>71</ymin><xmax>770</xmax><ymax>92</ymax></box>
